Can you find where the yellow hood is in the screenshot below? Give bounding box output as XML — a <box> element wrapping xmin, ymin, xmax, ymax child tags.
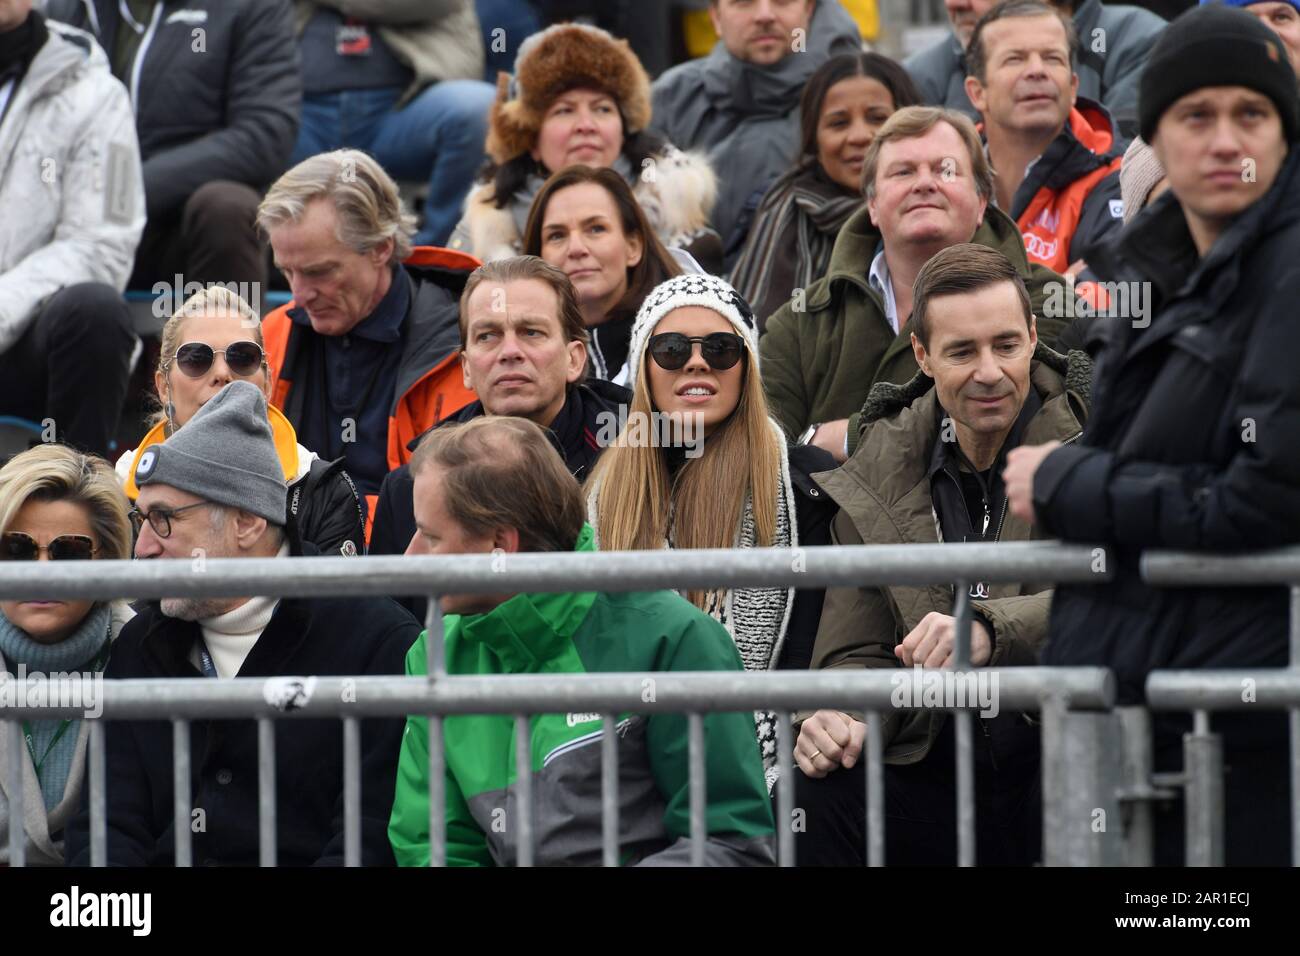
<box><xmin>122</xmin><ymin>403</ymin><xmax>301</xmax><ymax>500</ymax></box>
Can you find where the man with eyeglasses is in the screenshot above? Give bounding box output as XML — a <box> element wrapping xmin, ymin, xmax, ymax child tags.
<box><xmin>793</xmin><ymin>243</ymin><xmax>1091</xmax><ymax>865</ymax></box>
<box><xmin>65</xmin><ymin>380</ymin><xmax>417</xmax><ymax>866</ymax></box>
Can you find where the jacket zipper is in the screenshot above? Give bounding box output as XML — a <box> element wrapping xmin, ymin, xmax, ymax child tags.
<box><xmin>127</xmin><ymin>1</ymin><xmax>163</xmax><ymax>114</ymax></box>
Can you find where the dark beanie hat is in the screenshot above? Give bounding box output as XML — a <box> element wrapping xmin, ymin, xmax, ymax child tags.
<box><xmin>1139</xmin><ymin>4</ymin><xmax>1300</xmax><ymax>144</ymax></box>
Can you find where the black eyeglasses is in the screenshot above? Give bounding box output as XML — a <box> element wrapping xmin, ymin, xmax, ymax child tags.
<box><xmin>648</xmin><ymin>332</ymin><xmax>745</xmax><ymax>372</ymax></box>
<box><xmin>1</xmin><ymin>532</ymin><xmax>98</xmax><ymax>561</ymax></box>
<box><xmin>166</xmin><ymin>341</ymin><xmax>265</xmax><ymax>378</ymax></box>
<box><xmin>128</xmin><ymin>502</ymin><xmax>216</xmax><ymax>539</ymax></box>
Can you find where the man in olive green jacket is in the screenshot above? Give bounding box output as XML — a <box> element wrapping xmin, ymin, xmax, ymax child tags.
<box><xmin>759</xmin><ymin>106</ymin><xmax>1069</xmax><ymax>462</ymax></box>
<box><xmin>791</xmin><ymin>244</ymin><xmax>1090</xmax><ymax>865</ymax></box>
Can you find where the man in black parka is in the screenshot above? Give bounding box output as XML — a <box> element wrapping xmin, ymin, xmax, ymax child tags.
<box><xmin>1005</xmin><ymin>5</ymin><xmax>1300</xmax><ymax>865</ymax></box>
<box><xmin>66</xmin><ymin>381</ymin><xmax>416</xmax><ymax>866</ymax></box>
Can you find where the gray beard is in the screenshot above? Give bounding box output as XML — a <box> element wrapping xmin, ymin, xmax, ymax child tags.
<box><xmin>161</xmin><ymin>597</ymin><xmax>237</xmax><ymax>621</ymax></box>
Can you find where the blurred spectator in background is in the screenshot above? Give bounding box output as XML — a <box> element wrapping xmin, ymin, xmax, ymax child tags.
<box><xmin>964</xmin><ymin>1</ymin><xmax>1125</xmax><ymax>277</ymax></box>
<box><xmin>522</xmin><ymin>165</ymin><xmax>684</xmax><ymax>383</ymax></box>
<box><xmin>44</xmin><ymin>0</ymin><xmax>299</xmax><ymax>295</ymax></box>
<box><xmin>258</xmin><ymin>151</ymin><xmax>480</xmax><ymax>532</ymax></box>
<box><xmin>1008</xmin><ymin>4</ymin><xmax>1300</xmax><ymax>865</ymax></box>
<box><xmin>289</xmin><ymin>0</ymin><xmax>494</xmax><ymax>247</ymax></box>
<box><xmin>586</xmin><ymin>274</ymin><xmax>837</xmax><ymax>790</ymax></box>
<box><xmin>115</xmin><ymin>287</ymin><xmax>365</xmax><ymax>557</ymax></box>
<box><xmin>906</xmin><ymin>0</ymin><xmax>1165</xmax><ymax>139</ymax></box>
<box><xmin>760</xmin><ymin>107</ymin><xmax>1066</xmax><ymax>464</ymax></box>
<box><xmin>475</xmin><ymin>1</ymin><xmax>540</xmax><ymax>80</ymax></box>
<box><xmin>0</xmin><ymin>1</ymin><xmax>144</xmax><ymax>459</ymax></box>
<box><xmin>449</xmin><ymin>23</ymin><xmax>723</xmax><ymax>273</ymax></box>
<box><xmin>731</xmin><ymin>51</ymin><xmax>921</xmax><ymax>328</ymax></box>
<box><xmin>651</xmin><ymin>0</ymin><xmax>862</xmax><ymax>266</ymax></box>
<box><xmin>0</xmin><ymin>444</ymin><xmax>133</xmax><ymax>866</ymax></box>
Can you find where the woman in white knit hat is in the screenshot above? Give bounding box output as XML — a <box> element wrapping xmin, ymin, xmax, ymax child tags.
<box><xmin>585</xmin><ymin>273</ymin><xmax>837</xmax><ymax>789</ymax></box>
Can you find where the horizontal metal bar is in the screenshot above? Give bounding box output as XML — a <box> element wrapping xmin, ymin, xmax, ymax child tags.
<box><xmin>1142</xmin><ymin>547</ymin><xmax>1300</xmax><ymax>586</ymax></box>
<box><xmin>0</xmin><ymin>668</ymin><xmax>1115</xmax><ymax>720</ymax></box>
<box><xmin>1146</xmin><ymin>671</ymin><xmax>1300</xmax><ymax>710</ymax></box>
<box><xmin>0</xmin><ymin>542</ymin><xmax>1111</xmax><ymax>602</ymax></box>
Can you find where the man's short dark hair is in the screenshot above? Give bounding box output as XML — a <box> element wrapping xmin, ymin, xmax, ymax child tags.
<box><xmin>458</xmin><ymin>255</ymin><xmax>590</xmax><ymax>353</ymax></box>
<box><xmin>966</xmin><ymin>0</ymin><xmax>1079</xmax><ymax>84</ymax></box>
<box><xmin>911</xmin><ymin>243</ymin><xmax>1033</xmax><ymax>348</ymax></box>
<box><xmin>409</xmin><ymin>416</ymin><xmax>585</xmax><ymax>554</ymax></box>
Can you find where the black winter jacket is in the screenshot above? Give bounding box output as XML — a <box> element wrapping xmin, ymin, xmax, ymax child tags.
<box><xmin>287</xmin><ymin>455</ymin><xmax>366</xmax><ymax>557</ymax></box>
<box><xmin>46</xmin><ymin>0</ymin><xmax>301</xmax><ymax>219</ymax></box>
<box><xmin>65</xmin><ymin>540</ymin><xmax>418</xmax><ymax>866</ymax></box>
<box><xmin>778</xmin><ymin>443</ymin><xmax>838</xmax><ymax>671</ymax></box>
<box><xmin>1034</xmin><ymin>149</ymin><xmax>1300</xmax><ymax>712</ymax></box>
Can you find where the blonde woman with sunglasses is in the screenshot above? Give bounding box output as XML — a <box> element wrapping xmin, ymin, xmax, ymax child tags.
<box><xmin>115</xmin><ymin>287</ymin><xmax>365</xmax><ymax>557</ymax></box>
<box><xmin>585</xmin><ymin>274</ymin><xmax>839</xmax><ymax>790</ymax></box>
<box><xmin>0</xmin><ymin>444</ymin><xmax>133</xmax><ymax>865</ymax></box>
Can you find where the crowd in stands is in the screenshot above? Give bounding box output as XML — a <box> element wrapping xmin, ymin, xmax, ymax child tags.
<box><xmin>1</xmin><ymin>0</ymin><xmax>1298</xmax><ymax>869</ymax></box>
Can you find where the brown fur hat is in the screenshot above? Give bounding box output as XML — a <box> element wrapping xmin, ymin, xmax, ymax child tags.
<box><xmin>486</xmin><ymin>23</ymin><xmax>653</xmax><ymax>166</ymax></box>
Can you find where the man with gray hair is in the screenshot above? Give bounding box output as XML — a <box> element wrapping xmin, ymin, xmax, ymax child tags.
<box><xmin>258</xmin><ymin>148</ymin><xmax>480</xmax><ymax>523</ymax></box>
<box><xmin>65</xmin><ymin>380</ymin><xmax>417</xmax><ymax>866</ymax></box>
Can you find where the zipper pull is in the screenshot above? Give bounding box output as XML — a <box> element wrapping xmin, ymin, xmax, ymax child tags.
<box><xmin>981</xmin><ymin>500</ymin><xmax>991</xmax><ymax>536</ymax></box>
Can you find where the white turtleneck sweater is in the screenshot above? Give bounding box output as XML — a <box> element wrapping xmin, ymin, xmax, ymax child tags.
<box><xmin>193</xmin><ymin>542</ymin><xmax>290</xmax><ymax>678</ymax></box>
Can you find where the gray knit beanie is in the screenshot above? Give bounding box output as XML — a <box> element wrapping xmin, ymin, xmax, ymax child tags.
<box><xmin>133</xmin><ymin>381</ymin><xmax>287</xmax><ymax>524</ymax></box>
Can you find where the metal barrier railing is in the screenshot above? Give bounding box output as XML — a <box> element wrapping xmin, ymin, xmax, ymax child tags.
<box><xmin>1</xmin><ymin>543</ymin><xmax>1298</xmax><ymax>867</ymax></box>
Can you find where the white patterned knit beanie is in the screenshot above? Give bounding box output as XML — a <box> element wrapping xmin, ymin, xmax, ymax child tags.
<box><xmin>624</xmin><ymin>273</ymin><xmax>760</xmax><ymax>393</ymax></box>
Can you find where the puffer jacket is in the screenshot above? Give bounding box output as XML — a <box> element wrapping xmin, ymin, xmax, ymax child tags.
<box><xmin>448</xmin><ymin>147</ymin><xmax>721</xmax><ymax>273</ymax></box>
<box><xmin>0</xmin><ymin>14</ymin><xmax>144</xmax><ymax>353</ymax></box>
<box><xmin>290</xmin><ymin>0</ymin><xmax>483</xmax><ymax>106</ymax></box>
<box><xmin>904</xmin><ymin>0</ymin><xmax>1165</xmax><ymax>139</ymax></box>
<box><xmin>999</xmin><ymin>99</ymin><xmax>1125</xmax><ymax>273</ymax></box>
<box><xmin>650</xmin><ymin>0</ymin><xmax>862</xmax><ymax>258</ymax></box>
<box><xmin>759</xmin><ymin>204</ymin><xmax>1068</xmax><ymax>453</ymax></box>
<box><xmin>389</xmin><ymin>523</ymin><xmax>776</xmax><ymax>867</ymax></box>
<box><xmin>117</xmin><ymin>404</ymin><xmax>365</xmax><ymax>557</ymax></box>
<box><xmin>808</xmin><ymin>347</ymin><xmax>1090</xmax><ymax>762</ymax></box>
<box><xmin>44</xmin><ymin>0</ymin><xmax>301</xmax><ymax>219</ymax></box>
<box><xmin>1034</xmin><ymin>147</ymin><xmax>1300</xmax><ymax>712</ymax></box>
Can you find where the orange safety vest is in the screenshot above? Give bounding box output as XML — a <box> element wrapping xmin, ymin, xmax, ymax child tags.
<box><xmin>262</xmin><ymin>247</ymin><xmax>481</xmax><ymax>543</ymax></box>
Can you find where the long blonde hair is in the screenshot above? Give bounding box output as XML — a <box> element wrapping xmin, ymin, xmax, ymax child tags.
<box><xmin>588</xmin><ymin>328</ymin><xmax>782</xmax><ymax>610</ymax></box>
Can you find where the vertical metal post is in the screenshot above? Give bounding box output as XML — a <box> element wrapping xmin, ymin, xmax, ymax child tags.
<box><xmin>688</xmin><ymin>712</ymin><xmax>706</xmax><ymax>867</ymax></box>
<box><xmin>425</xmin><ymin>595</ymin><xmax>446</xmax><ymax>868</ymax></box>
<box><xmin>258</xmin><ymin>717</ymin><xmax>277</xmax><ymax>868</ymax></box>
<box><xmin>775</xmin><ymin>711</ymin><xmax>795</xmax><ymax>867</ymax></box>
<box><xmin>1291</xmin><ymin>585</ymin><xmax>1300</xmax><ymax>866</ymax></box>
<box><xmin>6</xmin><ymin>720</ymin><xmax>24</xmax><ymax>867</ymax></box>
<box><xmin>1117</xmin><ymin>707</ymin><xmax>1154</xmax><ymax>867</ymax></box>
<box><xmin>343</xmin><ymin>716</ymin><xmax>361</xmax><ymax>867</ymax></box>
<box><xmin>865</xmin><ymin>711</ymin><xmax>885</xmax><ymax>867</ymax></box>
<box><xmin>89</xmin><ymin>719</ymin><xmax>106</xmax><ymax>867</ymax></box>
<box><xmin>1184</xmin><ymin>709</ymin><xmax>1224</xmax><ymax>867</ymax></box>
<box><xmin>951</xmin><ymin>580</ymin><xmax>975</xmax><ymax>866</ymax></box>
<box><xmin>601</xmin><ymin>713</ymin><xmax>620</xmax><ymax>867</ymax></box>
<box><xmin>172</xmin><ymin>719</ymin><xmax>192</xmax><ymax>867</ymax></box>
<box><xmin>515</xmin><ymin>714</ymin><xmax>533</xmax><ymax>867</ymax></box>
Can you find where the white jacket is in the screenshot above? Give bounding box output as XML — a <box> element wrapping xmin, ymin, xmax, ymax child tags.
<box><xmin>0</xmin><ymin>20</ymin><xmax>145</xmax><ymax>353</ymax></box>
